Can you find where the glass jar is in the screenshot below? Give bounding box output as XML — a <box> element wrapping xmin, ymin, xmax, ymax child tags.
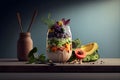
<box><xmin>46</xmin><ymin>23</ymin><xmax>72</xmax><ymax>63</ymax></box>
<box><xmin>17</xmin><ymin>32</ymin><xmax>33</xmax><ymax>61</ymax></box>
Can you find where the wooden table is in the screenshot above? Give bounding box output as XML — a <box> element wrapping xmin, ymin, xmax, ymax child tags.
<box><xmin>0</xmin><ymin>58</ymin><xmax>120</xmax><ymax>73</ymax></box>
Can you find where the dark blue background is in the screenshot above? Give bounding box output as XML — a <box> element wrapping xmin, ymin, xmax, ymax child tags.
<box><xmin>0</xmin><ymin>0</ymin><xmax>120</xmax><ymax>58</ymax></box>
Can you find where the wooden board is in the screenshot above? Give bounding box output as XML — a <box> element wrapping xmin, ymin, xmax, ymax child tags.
<box><xmin>0</xmin><ymin>58</ymin><xmax>120</xmax><ymax>73</ymax></box>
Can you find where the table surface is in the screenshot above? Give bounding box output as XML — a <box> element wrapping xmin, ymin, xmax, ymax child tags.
<box><xmin>0</xmin><ymin>58</ymin><xmax>120</xmax><ymax>73</ymax></box>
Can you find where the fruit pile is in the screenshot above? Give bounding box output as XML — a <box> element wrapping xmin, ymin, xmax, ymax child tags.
<box><xmin>46</xmin><ymin>18</ymin><xmax>72</xmax><ymax>53</ymax></box>
<box><xmin>81</xmin><ymin>42</ymin><xmax>100</xmax><ymax>62</ymax></box>
<box><xmin>47</xmin><ymin>19</ymin><xmax>70</xmax><ymax>38</ymax></box>
<box><xmin>69</xmin><ymin>39</ymin><xmax>100</xmax><ymax>63</ymax></box>
<box><xmin>27</xmin><ymin>14</ymin><xmax>101</xmax><ymax>64</ymax></box>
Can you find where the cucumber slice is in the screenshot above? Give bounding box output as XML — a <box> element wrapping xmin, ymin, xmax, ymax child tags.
<box><xmin>83</xmin><ymin>50</ymin><xmax>100</xmax><ymax>62</ymax></box>
<box><xmin>83</xmin><ymin>56</ymin><xmax>91</xmax><ymax>62</ymax></box>
<box><xmin>90</xmin><ymin>53</ymin><xmax>100</xmax><ymax>61</ymax></box>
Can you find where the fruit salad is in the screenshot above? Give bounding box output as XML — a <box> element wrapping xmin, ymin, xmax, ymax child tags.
<box><xmin>46</xmin><ymin>18</ymin><xmax>72</xmax><ymax>62</ymax></box>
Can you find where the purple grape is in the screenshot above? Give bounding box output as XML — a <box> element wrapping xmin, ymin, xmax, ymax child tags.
<box><xmin>48</xmin><ymin>34</ymin><xmax>52</xmax><ymax>38</ymax></box>
<box><xmin>48</xmin><ymin>32</ymin><xmax>55</xmax><ymax>38</ymax></box>
<box><xmin>59</xmin><ymin>34</ymin><xmax>63</xmax><ymax>38</ymax></box>
<box><xmin>54</xmin><ymin>27</ymin><xmax>64</xmax><ymax>34</ymax></box>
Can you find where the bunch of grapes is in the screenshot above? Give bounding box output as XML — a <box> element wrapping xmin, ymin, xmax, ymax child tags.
<box><xmin>48</xmin><ymin>26</ymin><xmax>70</xmax><ymax>38</ymax></box>
<box><xmin>54</xmin><ymin>26</ymin><xmax>64</xmax><ymax>33</ymax></box>
<box><xmin>48</xmin><ymin>19</ymin><xmax>71</xmax><ymax>38</ymax></box>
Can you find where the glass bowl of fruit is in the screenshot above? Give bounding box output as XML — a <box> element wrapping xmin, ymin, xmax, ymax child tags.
<box><xmin>44</xmin><ymin>17</ymin><xmax>72</xmax><ymax>63</ymax></box>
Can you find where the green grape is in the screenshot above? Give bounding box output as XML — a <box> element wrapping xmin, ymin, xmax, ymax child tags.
<box><xmin>83</xmin><ymin>55</ymin><xmax>91</xmax><ymax>62</ymax></box>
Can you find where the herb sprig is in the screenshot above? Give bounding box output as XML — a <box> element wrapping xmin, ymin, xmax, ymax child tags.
<box><xmin>27</xmin><ymin>47</ymin><xmax>47</xmax><ymax>64</ymax></box>
<box><xmin>41</xmin><ymin>14</ymin><xmax>55</xmax><ymax>28</ymax></box>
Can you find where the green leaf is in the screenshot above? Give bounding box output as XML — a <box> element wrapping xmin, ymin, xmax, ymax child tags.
<box><xmin>27</xmin><ymin>47</ymin><xmax>38</xmax><ymax>64</ymax></box>
<box><xmin>28</xmin><ymin>47</ymin><xmax>37</xmax><ymax>57</ymax></box>
<box><xmin>68</xmin><ymin>51</ymin><xmax>77</xmax><ymax>62</ymax></box>
<box><xmin>72</xmin><ymin>38</ymin><xmax>81</xmax><ymax>50</ymax></box>
<box><xmin>27</xmin><ymin>55</ymin><xmax>38</xmax><ymax>64</ymax></box>
<box><xmin>27</xmin><ymin>47</ymin><xmax>48</xmax><ymax>64</ymax></box>
<box><xmin>38</xmin><ymin>54</ymin><xmax>46</xmax><ymax>63</ymax></box>
<box><xmin>48</xmin><ymin>13</ymin><xmax>51</xmax><ymax>19</ymax></box>
<box><xmin>41</xmin><ymin>14</ymin><xmax>55</xmax><ymax>28</ymax></box>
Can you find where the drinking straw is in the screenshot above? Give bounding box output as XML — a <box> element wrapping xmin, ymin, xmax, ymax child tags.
<box><xmin>16</xmin><ymin>12</ymin><xmax>23</xmax><ymax>32</ymax></box>
<box><xmin>27</xmin><ymin>9</ymin><xmax>38</xmax><ymax>32</ymax></box>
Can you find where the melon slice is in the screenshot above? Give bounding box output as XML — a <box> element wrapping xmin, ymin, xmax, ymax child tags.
<box><xmin>80</xmin><ymin>42</ymin><xmax>98</xmax><ymax>56</ymax></box>
<box><xmin>74</xmin><ymin>48</ymin><xmax>86</xmax><ymax>59</ymax></box>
